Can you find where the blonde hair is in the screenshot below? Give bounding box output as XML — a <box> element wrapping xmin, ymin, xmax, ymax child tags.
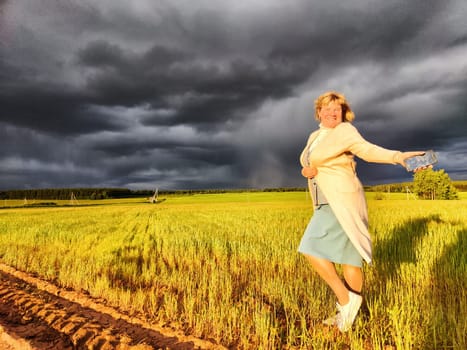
<box><xmin>314</xmin><ymin>91</ymin><xmax>355</xmax><ymax>122</ymax></box>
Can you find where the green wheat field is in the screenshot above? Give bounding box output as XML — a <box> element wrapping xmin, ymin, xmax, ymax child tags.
<box><xmin>0</xmin><ymin>192</ymin><xmax>466</xmax><ymax>349</ymax></box>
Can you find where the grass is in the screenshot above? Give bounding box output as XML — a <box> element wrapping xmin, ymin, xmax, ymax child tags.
<box><xmin>0</xmin><ymin>192</ymin><xmax>465</xmax><ymax>349</ymax></box>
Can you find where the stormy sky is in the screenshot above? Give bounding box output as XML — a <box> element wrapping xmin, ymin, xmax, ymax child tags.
<box><xmin>1</xmin><ymin>0</ymin><xmax>466</xmax><ymax>190</ymax></box>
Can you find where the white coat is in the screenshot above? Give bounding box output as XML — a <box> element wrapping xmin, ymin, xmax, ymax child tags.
<box><xmin>300</xmin><ymin>122</ymin><xmax>402</xmax><ymax>264</ymax></box>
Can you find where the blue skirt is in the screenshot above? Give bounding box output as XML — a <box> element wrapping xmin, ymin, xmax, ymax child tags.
<box><xmin>298</xmin><ymin>204</ymin><xmax>362</xmax><ymax>267</ymax></box>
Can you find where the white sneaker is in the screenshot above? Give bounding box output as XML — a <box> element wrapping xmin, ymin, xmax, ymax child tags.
<box><xmin>336</xmin><ymin>291</ymin><xmax>362</xmax><ymax>332</ymax></box>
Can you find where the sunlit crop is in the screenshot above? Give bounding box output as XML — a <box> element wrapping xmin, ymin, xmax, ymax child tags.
<box><xmin>0</xmin><ymin>192</ymin><xmax>465</xmax><ymax>349</ymax></box>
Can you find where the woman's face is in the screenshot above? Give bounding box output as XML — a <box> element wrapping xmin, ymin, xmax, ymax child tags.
<box><xmin>318</xmin><ymin>101</ymin><xmax>343</xmax><ymax>128</ymax></box>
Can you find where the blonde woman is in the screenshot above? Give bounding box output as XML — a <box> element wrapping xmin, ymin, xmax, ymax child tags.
<box><xmin>299</xmin><ymin>91</ymin><xmax>423</xmax><ymax>332</ymax></box>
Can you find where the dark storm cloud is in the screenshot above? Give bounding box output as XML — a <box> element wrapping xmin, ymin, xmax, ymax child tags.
<box><xmin>162</xmin><ymin>59</ymin><xmax>304</xmax><ymax>128</ymax></box>
<box><xmin>268</xmin><ymin>1</ymin><xmax>443</xmax><ymax>59</ymax></box>
<box><xmin>1</xmin><ymin>0</ymin><xmax>466</xmax><ymax>190</ymax></box>
<box><xmin>0</xmin><ymin>87</ymin><xmax>130</xmax><ymax>135</ymax></box>
<box><xmin>76</xmin><ymin>41</ymin><xmax>191</xmax><ymax>107</ymax></box>
<box><xmin>90</xmin><ymin>131</ymin><xmax>237</xmax><ymax>167</ymax></box>
<box><xmin>76</xmin><ymin>39</ymin><xmax>306</xmax><ymax>129</ymax></box>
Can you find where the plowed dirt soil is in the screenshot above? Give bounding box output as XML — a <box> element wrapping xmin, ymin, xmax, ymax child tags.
<box><xmin>0</xmin><ymin>263</ymin><xmax>227</xmax><ymax>350</ymax></box>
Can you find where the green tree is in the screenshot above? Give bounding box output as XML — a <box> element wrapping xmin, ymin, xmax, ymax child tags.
<box><xmin>413</xmin><ymin>168</ymin><xmax>458</xmax><ymax>200</ymax></box>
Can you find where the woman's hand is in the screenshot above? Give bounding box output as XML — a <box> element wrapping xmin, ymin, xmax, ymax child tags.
<box><xmin>301</xmin><ymin>166</ymin><xmax>318</xmax><ymax>179</ymax></box>
<box><xmin>399</xmin><ymin>151</ymin><xmax>432</xmax><ymax>172</ymax></box>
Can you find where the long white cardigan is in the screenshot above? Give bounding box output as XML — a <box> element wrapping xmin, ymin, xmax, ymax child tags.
<box><xmin>300</xmin><ymin>122</ymin><xmax>402</xmax><ymax>264</ymax></box>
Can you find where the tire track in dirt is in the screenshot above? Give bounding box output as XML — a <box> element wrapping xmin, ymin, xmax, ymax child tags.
<box><xmin>0</xmin><ymin>263</ymin><xmax>227</xmax><ymax>350</ymax></box>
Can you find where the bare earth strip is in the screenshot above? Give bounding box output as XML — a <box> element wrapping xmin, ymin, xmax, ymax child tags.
<box><xmin>0</xmin><ymin>263</ymin><xmax>227</xmax><ymax>350</ymax></box>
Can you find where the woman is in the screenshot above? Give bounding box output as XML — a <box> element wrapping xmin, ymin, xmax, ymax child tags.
<box><xmin>298</xmin><ymin>91</ymin><xmax>423</xmax><ymax>332</ymax></box>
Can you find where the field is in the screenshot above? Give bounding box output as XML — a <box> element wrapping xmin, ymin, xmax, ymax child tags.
<box><xmin>0</xmin><ymin>192</ymin><xmax>466</xmax><ymax>349</ymax></box>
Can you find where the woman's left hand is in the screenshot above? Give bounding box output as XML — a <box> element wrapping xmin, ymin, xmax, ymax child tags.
<box><xmin>399</xmin><ymin>151</ymin><xmax>431</xmax><ymax>172</ymax></box>
<box><xmin>301</xmin><ymin>166</ymin><xmax>318</xmax><ymax>179</ymax></box>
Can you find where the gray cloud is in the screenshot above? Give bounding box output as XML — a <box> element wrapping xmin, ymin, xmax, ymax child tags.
<box><xmin>1</xmin><ymin>0</ymin><xmax>466</xmax><ymax>190</ymax></box>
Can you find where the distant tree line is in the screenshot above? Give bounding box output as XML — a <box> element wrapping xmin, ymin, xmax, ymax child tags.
<box><xmin>0</xmin><ymin>188</ymin><xmax>151</xmax><ymax>200</ymax></box>
<box><xmin>364</xmin><ymin>182</ymin><xmax>413</xmax><ymax>193</ymax></box>
<box><xmin>452</xmin><ymin>181</ymin><xmax>467</xmax><ymax>191</ymax></box>
<box><xmin>0</xmin><ymin>175</ymin><xmax>463</xmax><ymax>200</ymax></box>
<box><xmin>0</xmin><ymin>187</ymin><xmax>308</xmax><ymax>200</ymax></box>
<box><xmin>365</xmin><ymin>178</ymin><xmax>466</xmax><ymax>193</ymax></box>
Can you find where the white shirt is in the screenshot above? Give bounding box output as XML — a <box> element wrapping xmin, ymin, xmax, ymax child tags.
<box><xmin>305</xmin><ymin>124</ymin><xmax>332</xmax><ymax>165</ymax></box>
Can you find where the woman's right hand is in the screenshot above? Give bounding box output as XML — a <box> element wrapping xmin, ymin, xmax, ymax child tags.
<box><xmin>301</xmin><ymin>166</ymin><xmax>318</xmax><ymax>179</ymax></box>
